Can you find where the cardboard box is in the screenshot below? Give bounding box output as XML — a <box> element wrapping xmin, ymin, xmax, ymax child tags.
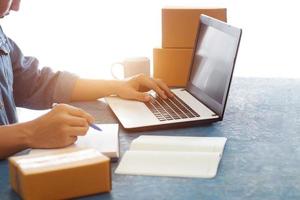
<box><xmin>162</xmin><ymin>8</ymin><xmax>227</xmax><ymax>48</ymax></box>
<box><xmin>153</xmin><ymin>48</ymin><xmax>193</xmax><ymax>87</ymax></box>
<box><xmin>9</xmin><ymin>148</ymin><xmax>111</xmax><ymax>200</ymax></box>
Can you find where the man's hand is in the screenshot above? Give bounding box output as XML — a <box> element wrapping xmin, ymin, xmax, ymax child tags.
<box><xmin>115</xmin><ymin>74</ymin><xmax>174</xmax><ymax>102</ymax></box>
<box><xmin>25</xmin><ymin>104</ymin><xmax>94</xmax><ymax>149</ymax></box>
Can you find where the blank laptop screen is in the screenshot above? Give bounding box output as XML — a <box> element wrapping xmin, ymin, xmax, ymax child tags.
<box><xmin>187</xmin><ymin>16</ymin><xmax>241</xmax><ymax>117</ymax></box>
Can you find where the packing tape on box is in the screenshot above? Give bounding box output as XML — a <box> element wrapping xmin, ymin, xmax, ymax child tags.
<box><xmin>15</xmin><ymin>149</ymin><xmax>101</xmax><ymax>170</ymax></box>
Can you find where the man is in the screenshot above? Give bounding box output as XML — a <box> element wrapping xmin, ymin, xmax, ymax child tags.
<box><xmin>0</xmin><ymin>0</ymin><xmax>173</xmax><ymax>159</ymax></box>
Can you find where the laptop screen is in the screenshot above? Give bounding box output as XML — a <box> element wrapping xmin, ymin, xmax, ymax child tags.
<box><xmin>187</xmin><ymin>15</ymin><xmax>242</xmax><ymax>118</ymax></box>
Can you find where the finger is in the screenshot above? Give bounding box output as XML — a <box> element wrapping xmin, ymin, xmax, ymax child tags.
<box><xmin>66</xmin><ymin>116</ymin><xmax>89</xmax><ymax>127</ymax></box>
<box><xmin>65</xmin><ymin>105</ymin><xmax>95</xmax><ymax>124</ymax></box>
<box><xmin>67</xmin><ymin>126</ymin><xmax>89</xmax><ymax>136</ymax></box>
<box><xmin>154</xmin><ymin>79</ymin><xmax>174</xmax><ymax>98</ymax></box>
<box><xmin>127</xmin><ymin>90</ymin><xmax>150</xmax><ymax>102</ymax></box>
<box><xmin>66</xmin><ymin>136</ymin><xmax>78</xmax><ymax>146</ymax></box>
<box><xmin>139</xmin><ymin>76</ymin><xmax>167</xmax><ymax>99</ymax></box>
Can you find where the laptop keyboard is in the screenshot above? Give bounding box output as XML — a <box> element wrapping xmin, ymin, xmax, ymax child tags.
<box><xmin>145</xmin><ymin>94</ymin><xmax>200</xmax><ymax>121</ymax></box>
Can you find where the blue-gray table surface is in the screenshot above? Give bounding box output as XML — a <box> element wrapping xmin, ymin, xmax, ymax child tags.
<box><xmin>1</xmin><ymin>77</ymin><xmax>299</xmax><ymax>200</ymax></box>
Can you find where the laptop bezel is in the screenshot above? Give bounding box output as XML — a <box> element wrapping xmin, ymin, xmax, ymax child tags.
<box><xmin>186</xmin><ymin>14</ymin><xmax>242</xmax><ymax>119</ymax></box>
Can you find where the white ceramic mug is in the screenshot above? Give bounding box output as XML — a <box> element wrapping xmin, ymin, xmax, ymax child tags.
<box><xmin>111</xmin><ymin>57</ymin><xmax>150</xmax><ymax>79</ymax></box>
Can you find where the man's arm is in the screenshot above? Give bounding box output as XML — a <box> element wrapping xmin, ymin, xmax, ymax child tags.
<box><xmin>0</xmin><ymin>104</ymin><xmax>94</xmax><ymax>160</ymax></box>
<box><xmin>9</xmin><ymin>37</ymin><xmax>172</xmax><ymax>106</ymax></box>
<box><xmin>0</xmin><ymin>123</ymin><xmax>30</xmax><ymax>159</ymax></box>
<box><xmin>9</xmin><ymin>38</ymin><xmax>78</xmax><ymax>109</ymax></box>
<box><xmin>71</xmin><ymin>74</ymin><xmax>174</xmax><ymax>102</ymax></box>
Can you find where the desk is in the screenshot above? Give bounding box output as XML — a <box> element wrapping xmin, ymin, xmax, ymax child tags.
<box><xmin>1</xmin><ymin>77</ymin><xmax>300</xmax><ymax>200</ymax></box>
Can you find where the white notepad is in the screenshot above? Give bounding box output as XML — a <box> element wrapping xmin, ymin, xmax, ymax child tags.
<box><xmin>115</xmin><ymin>136</ymin><xmax>227</xmax><ymax>178</ymax></box>
<box><xmin>30</xmin><ymin>124</ymin><xmax>119</xmax><ymax>161</ymax></box>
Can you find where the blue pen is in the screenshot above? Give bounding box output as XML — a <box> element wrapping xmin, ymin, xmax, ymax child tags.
<box><xmin>89</xmin><ymin>123</ymin><xmax>102</xmax><ymax>132</ymax></box>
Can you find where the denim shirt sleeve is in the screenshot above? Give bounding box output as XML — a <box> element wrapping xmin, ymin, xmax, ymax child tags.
<box><xmin>8</xmin><ymin>38</ymin><xmax>79</xmax><ymax>109</ymax></box>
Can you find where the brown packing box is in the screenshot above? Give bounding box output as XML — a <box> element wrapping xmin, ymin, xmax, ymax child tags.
<box><xmin>162</xmin><ymin>8</ymin><xmax>227</xmax><ymax>48</ymax></box>
<box><xmin>9</xmin><ymin>148</ymin><xmax>111</xmax><ymax>200</ymax></box>
<box><xmin>153</xmin><ymin>48</ymin><xmax>193</xmax><ymax>87</ymax></box>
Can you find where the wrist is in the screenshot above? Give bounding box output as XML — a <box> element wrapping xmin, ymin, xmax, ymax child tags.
<box><xmin>19</xmin><ymin>120</ymin><xmax>36</xmax><ymax>148</ymax></box>
<box><xmin>106</xmin><ymin>79</ymin><xmax>124</xmax><ymax>96</ymax></box>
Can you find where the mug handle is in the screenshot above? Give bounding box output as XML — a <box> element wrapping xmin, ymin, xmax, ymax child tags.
<box><xmin>110</xmin><ymin>62</ymin><xmax>124</xmax><ymax>79</ymax></box>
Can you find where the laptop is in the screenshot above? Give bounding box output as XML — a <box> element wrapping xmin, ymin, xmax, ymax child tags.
<box><xmin>105</xmin><ymin>15</ymin><xmax>242</xmax><ymax>130</ymax></box>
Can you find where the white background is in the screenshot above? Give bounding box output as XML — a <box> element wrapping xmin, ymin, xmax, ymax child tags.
<box><xmin>1</xmin><ymin>0</ymin><xmax>300</xmax><ymax>79</ymax></box>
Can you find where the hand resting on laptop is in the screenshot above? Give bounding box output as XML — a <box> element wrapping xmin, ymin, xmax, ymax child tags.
<box><xmin>114</xmin><ymin>73</ymin><xmax>174</xmax><ymax>102</ymax></box>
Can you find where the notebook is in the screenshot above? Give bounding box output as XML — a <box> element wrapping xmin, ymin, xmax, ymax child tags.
<box><xmin>115</xmin><ymin>135</ymin><xmax>227</xmax><ymax>178</ymax></box>
<box><xmin>30</xmin><ymin>124</ymin><xmax>119</xmax><ymax>161</ymax></box>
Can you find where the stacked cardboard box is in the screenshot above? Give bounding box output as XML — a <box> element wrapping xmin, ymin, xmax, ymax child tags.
<box><xmin>153</xmin><ymin>8</ymin><xmax>227</xmax><ymax>87</ymax></box>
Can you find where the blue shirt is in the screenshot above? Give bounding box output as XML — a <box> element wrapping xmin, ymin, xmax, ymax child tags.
<box><xmin>0</xmin><ymin>26</ymin><xmax>78</xmax><ymax>125</ymax></box>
